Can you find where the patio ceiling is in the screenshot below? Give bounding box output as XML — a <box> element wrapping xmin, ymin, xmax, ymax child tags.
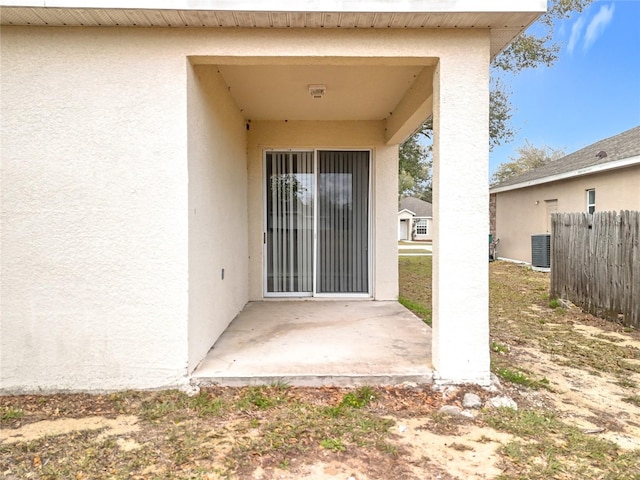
<box><xmin>216</xmin><ymin>64</ymin><xmax>426</xmax><ymax>122</ymax></box>
<box><xmin>191</xmin><ymin>60</ymin><xmax>434</xmax><ymax>143</ymax></box>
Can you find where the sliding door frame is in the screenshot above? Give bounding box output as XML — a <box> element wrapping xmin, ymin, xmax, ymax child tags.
<box><xmin>262</xmin><ymin>150</ymin><xmax>315</xmax><ymax>298</ymax></box>
<box><xmin>262</xmin><ymin>148</ymin><xmax>373</xmax><ymax>298</ymax></box>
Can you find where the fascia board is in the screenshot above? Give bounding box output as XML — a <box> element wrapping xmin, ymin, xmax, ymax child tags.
<box><xmin>489</xmin><ymin>155</ymin><xmax>640</xmax><ymax>194</ymax></box>
<box><xmin>1</xmin><ymin>0</ymin><xmax>547</xmax><ymax>14</ymax></box>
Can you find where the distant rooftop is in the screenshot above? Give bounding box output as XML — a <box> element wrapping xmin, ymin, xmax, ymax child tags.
<box><xmin>399</xmin><ymin>197</ymin><xmax>432</xmax><ymax>217</ymax></box>
<box><xmin>490</xmin><ymin>125</ymin><xmax>640</xmax><ymax>193</ymax></box>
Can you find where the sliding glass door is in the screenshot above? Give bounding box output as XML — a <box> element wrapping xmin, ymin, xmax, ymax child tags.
<box><xmin>317</xmin><ymin>151</ymin><xmax>369</xmax><ymax>294</ymax></box>
<box><xmin>265</xmin><ymin>151</ymin><xmax>314</xmax><ymax>294</ymax></box>
<box><xmin>265</xmin><ymin>150</ymin><xmax>370</xmax><ymax>296</ymax></box>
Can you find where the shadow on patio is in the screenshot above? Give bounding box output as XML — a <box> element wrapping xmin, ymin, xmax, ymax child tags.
<box><xmin>191</xmin><ymin>301</ymin><xmax>433</xmax><ymax>387</ymax></box>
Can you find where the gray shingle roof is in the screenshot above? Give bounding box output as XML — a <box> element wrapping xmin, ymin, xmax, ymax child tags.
<box><xmin>399</xmin><ymin>197</ymin><xmax>432</xmax><ymax>217</ymax></box>
<box><xmin>492</xmin><ymin>125</ymin><xmax>640</xmax><ymax>189</ymax></box>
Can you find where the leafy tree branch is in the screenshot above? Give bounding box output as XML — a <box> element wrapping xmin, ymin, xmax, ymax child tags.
<box><xmin>399</xmin><ymin>0</ymin><xmax>594</xmax><ymax>196</ymax></box>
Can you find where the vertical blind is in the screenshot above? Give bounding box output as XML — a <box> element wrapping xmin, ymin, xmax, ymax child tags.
<box><xmin>266</xmin><ymin>152</ymin><xmax>314</xmax><ymax>293</ymax></box>
<box><xmin>265</xmin><ymin>150</ymin><xmax>369</xmax><ymax>295</ymax></box>
<box><xmin>317</xmin><ymin>151</ymin><xmax>369</xmax><ymax>293</ymax></box>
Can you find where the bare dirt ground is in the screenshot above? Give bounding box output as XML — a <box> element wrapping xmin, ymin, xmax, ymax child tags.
<box><xmin>2</xmin><ymin>261</ymin><xmax>639</xmax><ymax>479</ymax></box>
<box><xmin>0</xmin><ymin>386</ymin><xmax>517</xmax><ymax>479</ymax></box>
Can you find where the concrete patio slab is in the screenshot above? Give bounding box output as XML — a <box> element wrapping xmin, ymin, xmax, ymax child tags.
<box><xmin>191</xmin><ymin>301</ymin><xmax>433</xmax><ymax>387</ymax></box>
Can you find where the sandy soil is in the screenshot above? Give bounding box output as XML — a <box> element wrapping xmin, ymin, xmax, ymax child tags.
<box><xmin>514</xmin><ymin>324</ymin><xmax>640</xmax><ymax>451</ymax></box>
<box><xmin>0</xmin><ymin>415</ymin><xmax>139</xmax><ymax>445</ymax></box>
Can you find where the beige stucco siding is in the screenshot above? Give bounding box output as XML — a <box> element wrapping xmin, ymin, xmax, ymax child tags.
<box><xmin>247</xmin><ymin>121</ymin><xmax>399</xmax><ymax>300</ymax></box>
<box><xmin>187</xmin><ymin>64</ymin><xmax>249</xmax><ymax>372</ymax></box>
<box><xmin>1</xmin><ymin>24</ymin><xmax>495</xmax><ymax>389</ymax></box>
<box><xmin>495</xmin><ymin>166</ymin><xmax>640</xmax><ymax>263</ymax></box>
<box><xmin>0</xmin><ymin>27</ymin><xmax>190</xmax><ymax>391</ymax></box>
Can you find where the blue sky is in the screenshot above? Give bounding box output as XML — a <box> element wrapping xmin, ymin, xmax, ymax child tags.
<box><xmin>488</xmin><ymin>0</ymin><xmax>640</xmax><ymax>178</ymax></box>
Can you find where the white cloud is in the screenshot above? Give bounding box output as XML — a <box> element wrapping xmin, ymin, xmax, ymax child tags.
<box><xmin>567</xmin><ymin>16</ymin><xmax>585</xmax><ymax>54</ymax></box>
<box><xmin>583</xmin><ymin>3</ymin><xmax>615</xmax><ymax>52</ymax></box>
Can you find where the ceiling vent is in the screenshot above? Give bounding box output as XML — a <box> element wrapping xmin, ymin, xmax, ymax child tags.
<box><xmin>308</xmin><ymin>84</ymin><xmax>326</xmax><ymax>99</ymax></box>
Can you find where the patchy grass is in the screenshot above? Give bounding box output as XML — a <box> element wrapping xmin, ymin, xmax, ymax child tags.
<box><xmin>339</xmin><ymin>386</ymin><xmax>377</xmax><ymax>409</ymax></box>
<box><xmin>230</xmin><ymin>396</ymin><xmax>394</xmax><ymax>467</ymax></box>
<box><xmin>0</xmin><ymin>387</ymin><xmax>404</xmax><ymax>479</ymax></box>
<box><xmin>399</xmin><ymin>256</ymin><xmax>432</xmax><ymax>326</ymax></box>
<box><xmin>593</xmin><ymin>333</ymin><xmax>627</xmax><ymax>343</ymax></box>
<box><xmin>320</xmin><ymin>438</ymin><xmax>346</xmax><ymax>452</ymax></box>
<box><xmin>493</xmin><ymin>366</ymin><xmax>551</xmax><ymax>391</ymax></box>
<box><xmin>488</xmin><ymin>261</ymin><xmax>640</xmax><ymax>383</ymax></box>
<box><xmin>398</xmin><ymin>296</ymin><xmax>432</xmax><ymax>326</ymax></box>
<box><xmin>235</xmin><ymin>385</ymin><xmax>289</xmax><ymax>410</ymax></box>
<box><xmin>491</xmin><ymin>341</ymin><xmax>510</xmax><ymax>354</ymax></box>
<box><xmin>402</xmin><ymin>259</ymin><xmax>640</xmax><ymax>478</ymax></box>
<box><xmin>402</xmin><ymin>258</ymin><xmax>638</xmax><ymax>389</ymax></box>
<box><xmin>621</xmin><ymin>395</ymin><xmax>640</xmax><ymax>407</ymax></box>
<box><xmin>138</xmin><ymin>389</ymin><xmax>227</xmax><ymax>421</ymax></box>
<box><xmin>548</xmin><ymin>298</ymin><xmax>562</xmax><ymax>309</ymax></box>
<box><xmin>484</xmin><ymin>408</ymin><xmax>639</xmax><ymax>480</ymax></box>
<box><xmin>615</xmin><ymin>377</ymin><xmax>638</xmax><ymax>389</ymax></box>
<box><xmin>0</xmin><ymin>406</ymin><xmax>23</xmax><ymax>422</ymax></box>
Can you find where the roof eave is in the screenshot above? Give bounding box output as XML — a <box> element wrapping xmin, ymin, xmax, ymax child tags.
<box><xmin>0</xmin><ymin>5</ymin><xmax>545</xmax><ymax>56</ymax></box>
<box><xmin>0</xmin><ymin>1</ymin><xmax>547</xmax><ymax>14</ymax></box>
<box><xmin>489</xmin><ymin>155</ymin><xmax>640</xmax><ymax>194</ymax></box>
<box><xmin>398</xmin><ymin>209</ymin><xmax>416</xmax><ymax>216</ymax></box>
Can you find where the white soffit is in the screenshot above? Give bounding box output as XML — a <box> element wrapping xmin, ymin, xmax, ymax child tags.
<box><xmin>0</xmin><ymin>1</ymin><xmax>547</xmax><ymax>13</ymax></box>
<box><xmin>0</xmin><ymin>2</ymin><xmax>545</xmax><ymax>56</ymax></box>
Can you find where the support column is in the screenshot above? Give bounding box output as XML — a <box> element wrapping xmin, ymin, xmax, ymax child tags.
<box><xmin>431</xmin><ymin>34</ymin><xmax>491</xmax><ymax>384</ymax></box>
<box><xmin>374</xmin><ymin>144</ymin><xmax>400</xmax><ymax>300</ymax></box>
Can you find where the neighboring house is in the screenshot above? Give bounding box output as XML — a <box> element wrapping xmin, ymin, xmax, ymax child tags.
<box><xmin>490</xmin><ymin>126</ymin><xmax>640</xmax><ymax>264</ymax></box>
<box><xmin>0</xmin><ymin>1</ymin><xmax>544</xmax><ymax>392</ymax></box>
<box><xmin>398</xmin><ymin>197</ymin><xmax>433</xmax><ymax>241</ymax></box>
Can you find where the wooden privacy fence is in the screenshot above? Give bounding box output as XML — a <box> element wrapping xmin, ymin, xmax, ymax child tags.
<box><xmin>551</xmin><ymin>210</ymin><xmax>639</xmax><ymax>329</ymax></box>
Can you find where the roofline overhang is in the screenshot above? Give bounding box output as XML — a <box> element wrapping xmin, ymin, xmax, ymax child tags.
<box><xmin>1</xmin><ymin>1</ymin><xmax>547</xmax><ymax>14</ymax></box>
<box><xmin>0</xmin><ymin>1</ymin><xmax>546</xmax><ymax>36</ymax></box>
<box><xmin>489</xmin><ymin>155</ymin><xmax>640</xmax><ymax>194</ymax></box>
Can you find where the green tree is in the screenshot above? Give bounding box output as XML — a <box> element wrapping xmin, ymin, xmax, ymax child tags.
<box><xmin>409</xmin><ymin>81</ymin><xmax>515</xmax><ymax>153</ymax></box>
<box><xmin>399</xmin><ymin>134</ymin><xmax>432</xmax><ymax>202</ymax></box>
<box><xmin>487</xmin><ymin>0</ymin><xmax>593</xmax><ymax>147</ymax></box>
<box><xmin>399</xmin><ymin>0</ymin><xmax>594</xmax><ymax>194</ymax></box>
<box><xmin>493</xmin><ymin>0</ymin><xmax>594</xmax><ymax>73</ymax></box>
<box><xmin>491</xmin><ymin>141</ymin><xmax>565</xmax><ymax>184</ymax></box>
<box><xmin>489</xmin><ymin>78</ymin><xmax>515</xmax><ymax>150</ymax></box>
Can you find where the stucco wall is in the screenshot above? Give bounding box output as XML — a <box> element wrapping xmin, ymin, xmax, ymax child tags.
<box><xmin>247</xmin><ymin>121</ymin><xmax>399</xmax><ymax>300</ymax></box>
<box><xmin>1</xmin><ymin>24</ymin><xmax>495</xmax><ymax>389</ymax></box>
<box><xmin>187</xmin><ymin>64</ymin><xmax>249</xmax><ymax>372</ymax></box>
<box><xmin>495</xmin><ymin>166</ymin><xmax>640</xmax><ymax>263</ymax></box>
<box><xmin>0</xmin><ymin>27</ymin><xmax>190</xmax><ymax>392</ymax></box>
